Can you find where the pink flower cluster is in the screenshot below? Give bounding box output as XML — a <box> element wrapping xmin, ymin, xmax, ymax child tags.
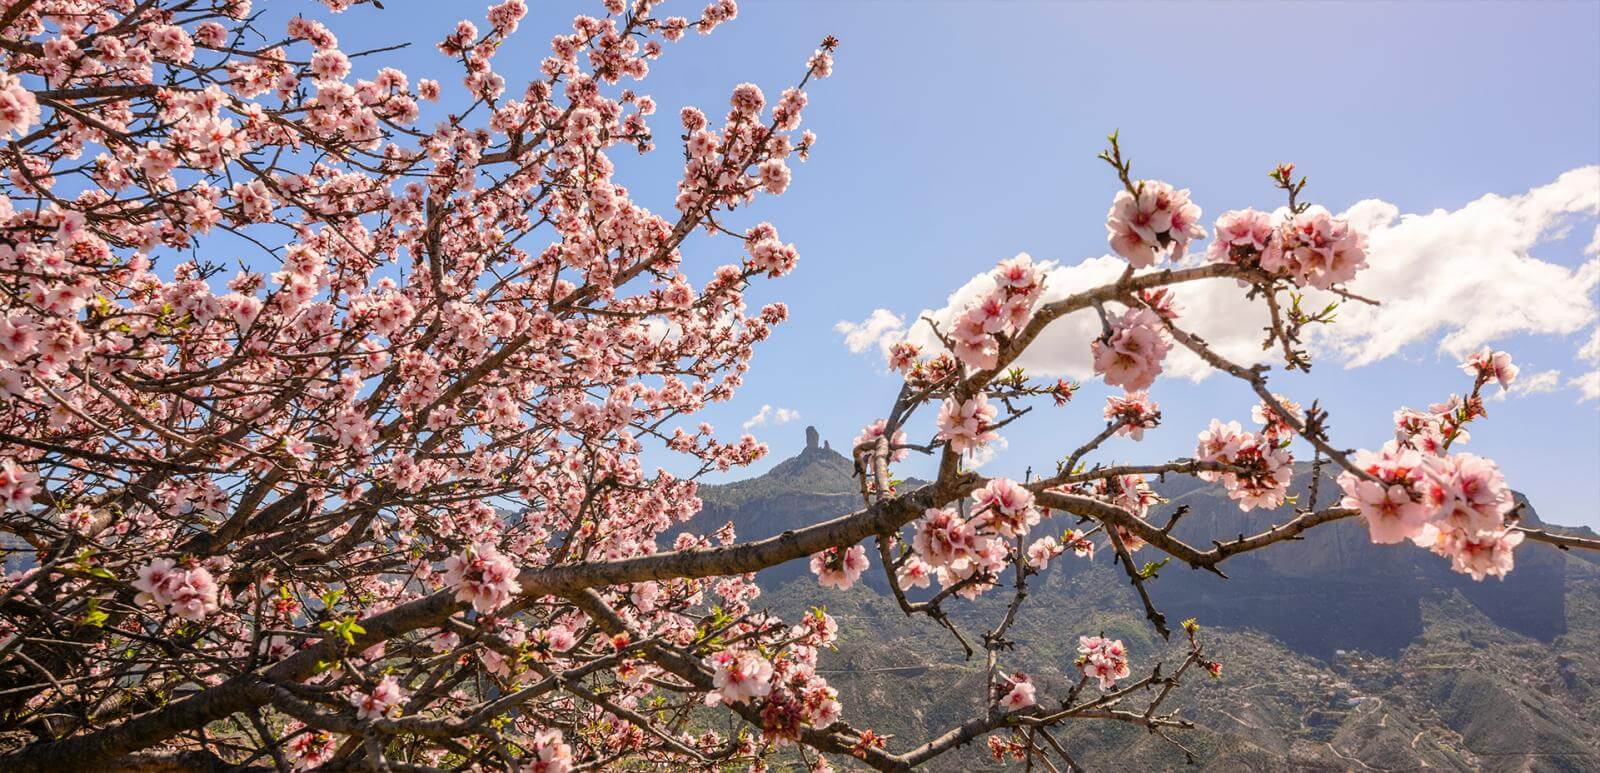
<box><xmin>997</xmin><ymin>672</ymin><xmax>1036</xmax><ymax>712</ymax></box>
<box><xmin>285</xmin><ymin>723</ymin><xmax>336</xmax><ymax>770</ymax></box>
<box><xmin>132</xmin><ymin>558</ymin><xmax>221</xmax><ymax>622</ymax></box>
<box><xmin>521</xmin><ymin>728</ymin><xmax>574</xmax><ymax>773</ymax></box>
<box><xmin>1106</xmin><ymin>181</ymin><xmax>1205</xmax><ymax>267</ymax></box>
<box><xmin>1394</xmin><ymin>402</ymin><xmax>1471</xmax><ymax>456</ymax></box>
<box><xmin>895</xmin><ymin>555</ymin><xmax>934</xmax><ymax>590</ymax></box>
<box><xmin>1194</xmin><ymin>417</ymin><xmax>1294</xmax><ymax>512</ymax></box>
<box><xmin>903</xmin><ymin>477</ymin><xmax>1044</xmax><ymax>598</ymax></box>
<box><xmin>1206</xmin><ymin>209</ymin><xmax>1276</xmax><ymax>266</ymax></box>
<box><xmin>1339</xmin><ymin>435</ymin><xmax>1520</xmax><ymax>580</ymax></box>
<box><xmin>795</xmin><ymin>608</ymin><xmax>840</xmax><ymax>648</ymax></box>
<box><xmin>1251</xmin><ymin>394</ymin><xmax>1302</xmax><ymax>444</ymax></box>
<box><xmin>756</xmin><ymin>668</ymin><xmax>844</xmax><ymax>744</ymax></box>
<box><xmin>1077</xmin><ymin>636</ymin><xmax>1131</xmax><ymax>689</ymax></box>
<box><xmin>1208</xmin><ymin>208</ymin><xmax>1369</xmax><ymax>289</ymax></box>
<box><xmin>1090</xmin><ymin>308</ymin><xmax>1171</xmax><ymax>392</ymax></box>
<box><xmin>0</xmin><ymin>458</ymin><xmax>38</xmax><ymax>513</ymax></box>
<box><xmin>745</xmin><ymin>222</ymin><xmax>799</xmax><ymax>278</ymax></box>
<box><xmin>1461</xmin><ymin>347</ymin><xmax>1519</xmax><ymax>391</ymax></box>
<box><xmin>350</xmin><ymin>675</ymin><xmax>405</xmax><ymax>720</ymax></box>
<box><xmin>1104</xmin><ymin>390</ymin><xmax>1160</xmax><ymax>440</ymax></box>
<box><xmin>1025</xmin><ymin>536</ymin><xmax>1062</xmax><ymax>569</ymax></box>
<box><xmin>1415</xmin><ymin>524</ymin><xmax>1525</xmax><ymax>582</ymax></box>
<box><xmin>972</xmin><ymin>477</ymin><xmax>1040</xmax><ymax>538</ymax></box>
<box><xmin>1340</xmin><ymin>450</ymin><xmax>1431</xmax><ymax>545</ymax></box>
<box><xmin>852</xmin><ymin>419</ymin><xmax>908</xmax><ymax>464</ymax></box>
<box><xmin>809</xmin><ymin>544</ymin><xmax>869</xmax><ymax>590</ymax></box>
<box><xmin>1063</xmin><ymin>528</ymin><xmax>1096</xmax><ymax>559</ymax></box>
<box><xmin>441</xmin><ymin>543</ymin><xmax>522</xmax><ymax>614</ymax></box>
<box><xmin>704</xmin><ymin>650</ymin><xmax>775</xmax><ymax>705</ymax></box>
<box><xmin>1275</xmin><ymin>209</ymin><xmax>1368</xmax><ymax>289</ymax></box>
<box><xmin>885</xmin><ymin>341</ymin><xmax>922</xmax><ymax>373</ymax></box>
<box><xmin>0</xmin><ymin>73</ymin><xmax>40</xmax><ymax>138</ymax></box>
<box><xmin>948</xmin><ymin>255</ymin><xmax>1045</xmax><ymax>371</ymax></box>
<box><xmin>910</xmin><ymin>507</ymin><xmax>1004</xmax><ymax>596</ymax></box>
<box><xmin>912</xmin><ymin>508</ymin><xmax>983</xmax><ymax>570</ymax></box>
<box><xmin>1339</xmin><ymin>352</ymin><xmax>1524</xmax><ymax>579</ymax></box>
<box><xmin>1076</xmin><ymin>474</ymin><xmax>1158</xmax><ymax>551</ymax></box>
<box><xmin>935</xmin><ymin>393</ymin><xmax>999</xmax><ymax>456</ymax></box>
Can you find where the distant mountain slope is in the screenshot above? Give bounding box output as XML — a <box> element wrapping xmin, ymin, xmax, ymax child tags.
<box><xmin>1074</xmin><ymin>473</ymin><xmax>1571</xmax><ymax>658</ymax></box>
<box><xmin>694</xmin><ymin>428</ymin><xmax>1589</xmax><ymax>659</ymax></box>
<box><xmin>769</xmin><ymin>561</ymin><xmax>1600</xmax><ymax>771</ymax></box>
<box><xmin>691</xmin><ymin>429</ymin><xmax>1600</xmax><ymax>770</ymax></box>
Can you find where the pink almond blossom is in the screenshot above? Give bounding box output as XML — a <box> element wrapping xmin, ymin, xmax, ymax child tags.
<box><xmin>936</xmin><ymin>393</ymin><xmax>999</xmax><ymax>455</ymax></box>
<box><xmin>1460</xmin><ymin>348</ymin><xmax>1519</xmax><ymax>391</ymax></box>
<box><xmin>1077</xmin><ymin>636</ymin><xmax>1132</xmax><ymax>690</ymax></box>
<box><xmin>997</xmin><ymin>673</ymin><xmax>1037</xmax><ymax>712</ymax></box>
<box><xmin>1091</xmin><ymin>308</ymin><xmax>1171</xmax><ymax>392</ymax></box>
<box><xmin>1104</xmin><ymin>391</ymin><xmax>1161</xmax><ymax>440</ymax></box>
<box><xmin>441</xmin><ymin>543</ymin><xmax>522</xmax><ymax>614</ymax></box>
<box><xmin>704</xmin><ymin>650</ymin><xmax>775</xmax><ymax>705</ymax></box>
<box><xmin>1106</xmin><ymin>180</ymin><xmax>1205</xmax><ymax>267</ymax></box>
<box><xmin>351</xmin><ymin>674</ymin><xmax>405</xmax><ymax>720</ymax></box>
<box><xmin>809</xmin><ymin>544</ymin><xmax>869</xmax><ymax>590</ymax></box>
<box><xmin>972</xmin><ymin>477</ymin><xmax>1039</xmax><ymax>538</ymax></box>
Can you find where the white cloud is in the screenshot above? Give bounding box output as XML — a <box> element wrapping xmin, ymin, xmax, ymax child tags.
<box><xmin>837</xmin><ymin>167</ymin><xmax>1600</xmax><ymax>394</ymax></box>
<box><xmin>1582</xmin><ymin>327</ymin><xmax>1600</xmax><ymax>364</ymax></box>
<box><xmin>1573</xmin><ymin>326</ymin><xmax>1600</xmax><ymax>402</ymax></box>
<box><xmin>1492</xmin><ymin>368</ymin><xmax>1562</xmax><ymax>401</ymax></box>
<box><xmin>834</xmin><ymin>309</ymin><xmax>905</xmax><ymax>358</ymax></box>
<box><xmin>742</xmin><ymin>404</ymin><xmax>800</xmax><ymax>430</ymax></box>
<box><xmin>1571</xmin><ymin>372</ymin><xmax>1600</xmax><ymax>402</ymax></box>
<box><xmin>1312</xmin><ymin>167</ymin><xmax>1600</xmax><ymax>365</ymax></box>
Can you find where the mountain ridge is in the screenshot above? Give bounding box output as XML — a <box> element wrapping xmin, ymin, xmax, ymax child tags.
<box><xmin>689</xmin><ymin>427</ymin><xmax>1600</xmax><ymax>771</ymax></box>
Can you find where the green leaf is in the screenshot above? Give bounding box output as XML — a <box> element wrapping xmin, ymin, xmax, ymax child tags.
<box><xmin>1137</xmin><ymin>558</ymin><xmax>1170</xmax><ymax>580</ymax></box>
<box><xmin>81</xmin><ymin>599</ymin><xmax>109</xmax><ymax>628</ymax></box>
<box><xmin>319</xmin><ymin>616</ymin><xmax>367</xmax><ymax>645</ymax></box>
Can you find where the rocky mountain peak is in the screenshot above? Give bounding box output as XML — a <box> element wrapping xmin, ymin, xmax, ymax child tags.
<box><xmin>802</xmin><ymin>425</ymin><xmax>832</xmax><ymax>454</ymax></box>
<box><xmin>770</xmin><ymin>427</ymin><xmax>850</xmax><ymax>487</ymax></box>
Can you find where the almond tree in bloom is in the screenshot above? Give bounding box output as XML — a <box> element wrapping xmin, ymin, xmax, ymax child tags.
<box><xmin>0</xmin><ymin>1</ymin><xmax>1592</xmax><ymax>771</ymax></box>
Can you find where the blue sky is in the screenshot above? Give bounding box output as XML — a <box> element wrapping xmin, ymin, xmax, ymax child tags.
<box><xmin>329</xmin><ymin>1</ymin><xmax>1600</xmax><ymax>527</ymax></box>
